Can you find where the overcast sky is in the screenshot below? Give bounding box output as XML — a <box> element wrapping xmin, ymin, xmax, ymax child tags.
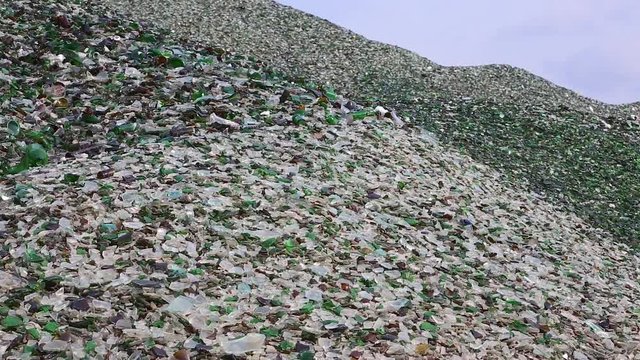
<box><xmin>276</xmin><ymin>0</ymin><xmax>639</xmax><ymax>105</ymax></box>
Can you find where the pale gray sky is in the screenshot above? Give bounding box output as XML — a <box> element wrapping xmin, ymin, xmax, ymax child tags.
<box><xmin>276</xmin><ymin>0</ymin><xmax>640</xmax><ymax>104</ymax></box>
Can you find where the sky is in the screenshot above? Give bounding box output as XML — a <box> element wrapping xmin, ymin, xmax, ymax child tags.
<box><xmin>275</xmin><ymin>0</ymin><xmax>640</xmax><ymax>105</ymax></box>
